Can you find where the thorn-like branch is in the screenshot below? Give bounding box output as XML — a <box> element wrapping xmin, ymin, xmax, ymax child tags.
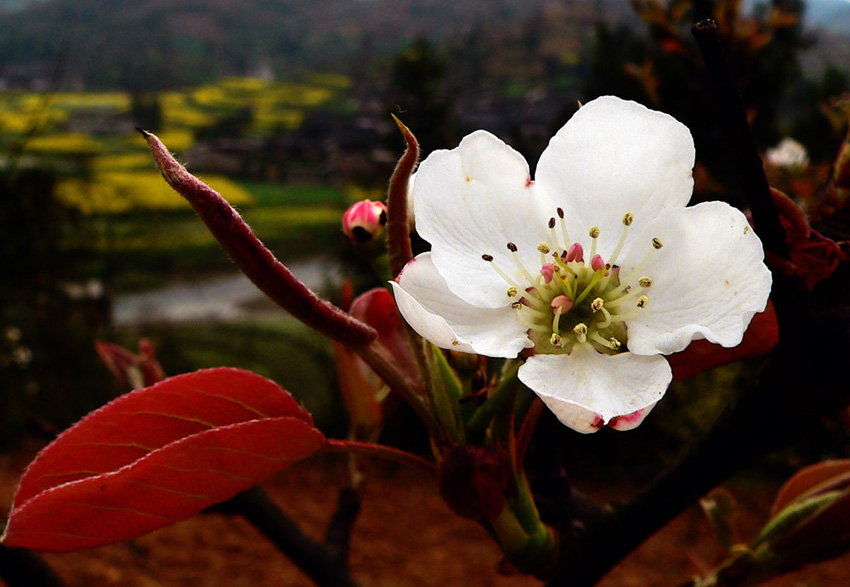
<box><xmin>387</xmin><ymin>115</ymin><xmax>418</xmax><ymax>278</ymax></box>
<box><xmin>139</xmin><ymin>129</ymin><xmax>377</xmax><ymax>348</ymax></box>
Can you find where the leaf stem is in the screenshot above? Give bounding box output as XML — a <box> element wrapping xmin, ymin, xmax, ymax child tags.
<box><xmin>322</xmin><ymin>439</ymin><xmax>437</xmax><ymax>476</ymax></box>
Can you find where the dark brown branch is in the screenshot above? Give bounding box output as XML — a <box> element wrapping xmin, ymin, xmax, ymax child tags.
<box><xmin>323</xmin><ymin>486</ymin><xmax>361</xmax><ymax>565</ymax></box>
<box><xmin>217</xmin><ymin>487</ymin><xmax>357</xmax><ymax>587</ymax></box>
<box><xmin>691</xmin><ymin>20</ymin><xmax>790</xmax><ymax>262</ymax></box>
<box><xmin>0</xmin><ymin>545</ymin><xmax>65</xmax><ymax>587</ymax></box>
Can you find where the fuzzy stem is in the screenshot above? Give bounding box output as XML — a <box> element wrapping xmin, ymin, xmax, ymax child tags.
<box><xmin>140</xmin><ymin>129</ymin><xmax>376</xmax><ymax>349</ymax></box>
<box><xmin>387</xmin><ymin>115</ymin><xmax>418</xmax><ymax>278</ymax></box>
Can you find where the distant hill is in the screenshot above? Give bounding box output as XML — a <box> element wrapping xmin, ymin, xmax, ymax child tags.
<box><xmin>0</xmin><ymin>0</ymin><xmax>630</xmax><ymax>90</ymax></box>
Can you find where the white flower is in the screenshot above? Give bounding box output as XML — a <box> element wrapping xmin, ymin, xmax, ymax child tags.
<box><xmin>390</xmin><ymin>96</ymin><xmax>772</xmax><ymax>434</ymax></box>
<box><xmin>765</xmin><ymin>138</ymin><xmax>809</xmax><ymax>169</ymax></box>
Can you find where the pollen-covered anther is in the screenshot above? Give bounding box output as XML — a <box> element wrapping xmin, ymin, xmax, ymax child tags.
<box><xmin>589</xmin><ymin>226</ymin><xmax>600</xmax><ymax>239</ymax></box>
<box><xmin>636</xmin><ymin>295</ymin><xmax>649</xmax><ymax>308</ymax></box>
<box><xmin>507</xmin><ymin>242</ymin><xmax>518</xmax><ymax>253</ymax></box>
<box><xmin>482</xmin><ymin>254</ymin><xmax>494</xmax><ymax>262</ymax></box>
<box><xmin>549</xmin><ymin>333</ymin><xmax>564</xmax><ymax>348</ymax></box>
<box><xmin>537</xmin><ymin>242</ymin><xmax>551</xmax><ymax>254</ymax></box>
<box><xmin>638</xmin><ymin>276</ymin><xmax>653</xmax><ymax>288</ymax></box>
<box><xmin>591</xmin><ymin>297</ymin><xmax>604</xmax><ymax>312</ymax></box>
<box><xmin>507</xmin><ymin>286</ymin><xmax>518</xmax><ymax>298</ymax></box>
<box><xmin>511</xmin><ymin>301</ymin><xmax>523</xmax><ymax>310</ymax></box>
<box><xmin>608</xmin><ymin>337</ymin><xmax>622</xmax><ymax>350</ymax></box>
<box><xmin>573</xmin><ymin>322</ymin><xmax>588</xmax><ymax>343</ymax></box>
<box><xmin>622</xmin><ymin>212</ymin><xmax>634</xmax><ymax>226</ymax></box>
<box><xmin>652</xmin><ymin>237</ymin><xmax>664</xmax><ymax>250</ymax></box>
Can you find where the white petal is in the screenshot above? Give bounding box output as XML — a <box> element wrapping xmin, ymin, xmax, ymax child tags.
<box><xmin>390</xmin><ymin>253</ymin><xmax>533</xmax><ymax>358</ymax></box>
<box><xmin>536</xmin><ymin>96</ymin><xmax>695</xmax><ymax>256</ymax></box>
<box><xmin>414</xmin><ymin>130</ymin><xmax>551</xmax><ymax>308</ymax></box>
<box><xmin>518</xmin><ymin>345</ymin><xmax>671</xmax><ymax>433</ymax></box>
<box><xmin>622</xmin><ymin>201</ymin><xmax>772</xmax><ymax>355</ymax></box>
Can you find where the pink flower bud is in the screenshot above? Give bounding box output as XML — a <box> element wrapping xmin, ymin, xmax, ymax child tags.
<box><xmin>342</xmin><ymin>200</ymin><xmax>388</xmax><ymax>244</ymax></box>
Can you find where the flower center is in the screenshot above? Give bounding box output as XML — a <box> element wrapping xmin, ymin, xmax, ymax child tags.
<box><xmin>482</xmin><ymin>209</ymin><xmax>662</xmax><ymax>355</ymax></box>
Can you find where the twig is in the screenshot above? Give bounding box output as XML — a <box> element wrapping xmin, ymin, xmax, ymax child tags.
<box><xmin>324</xmin><ymin>486</ymin><xmax>361</xmax><ymax>565</ymax></box>
<box><xmin>219</xmin><ymin>487</ymin><xmax>357</xmax><ymax>587</ymax></box>
<box><xmin>691</xmin><ymin>19</ymin><xmax>790</xmax><ymax>262</ymax></box>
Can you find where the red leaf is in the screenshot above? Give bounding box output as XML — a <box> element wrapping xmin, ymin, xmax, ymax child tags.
<box><xmin>2</xmin><ymin>368</ymin><xmax>324</xmax><ymax>552</ymax></box>
<box><xmin>668</xmin><ymin>300</ymin><xmax>779</xmax><ymax>382</ymax></box>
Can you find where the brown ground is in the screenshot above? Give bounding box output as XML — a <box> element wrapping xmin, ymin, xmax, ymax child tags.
<box><xmin>2</xmin><ymin>450</ymin><xmax>849</xmax><ymax>587</ymax></box>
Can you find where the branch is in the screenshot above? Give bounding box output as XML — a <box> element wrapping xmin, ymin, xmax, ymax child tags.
<box><xmin>690</xmin><ymin>20</ymin><xmax>789</xmax><ymax>262</ymax></box>
<box><xmin>217</xmin><ymin>487</ymin><xmax>357</xmax><ymax>587</ymax></box>
<box><xmin>0</xmin><ymin>545</ymin><xmax>65</xmax><ymax>587</ymax></box>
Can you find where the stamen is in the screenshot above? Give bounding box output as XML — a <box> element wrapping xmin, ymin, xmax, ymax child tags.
<box><xmin>511</xmin><ymin>301</ymin><xmax>522</xmax><ymax>310</ymax></box>
<box><xmin>636</xmin><ymin>295</ymin><xmax>649</xmax><ymax>309</ymax></box>
<box><xmin>548</xmin><ymin>218</ymin><xmax>562</xmax><ymax>250</ymax></box>
<box><xmin>596</xmin><ymin>306</ymin><xmax>612</xmax><ymax>329</ymax></box>
<box><xmin>652</xmin><ymin>237</ymin><xmax>664</xmax><ymax>249</ymax></box>
<box><xmin>507</xmin><ymin>286</ymin><xmax>518</xmax><ymax>298</ymax></box>
<box><xmin>557</xmin><ymin>208</ymin><xmax>571</xmax><ymax>247</ymax></box>
<box><xmin>507</xmin><ymin>242</ymin><xmax>518</xmax><ymax>253</ymax></box>
<box><xmin>482</xmin><ymin>254</ymin><xmax>494</xmax><ymax>262</ymax></box>
<box><xmin>607</xmin><ymin>212</ymin><xmax>634</xmax><ymax>267</ymax></box>
<box><xmin>537</xmin><ymin>242</ymin><xmax>551</xmax><ymax>254</ymax></box>
<box><xmin>588</xmin><ymin>226</ymin><xmax>600</xmax><ymax>260</ymax></box>
<box><xmin>638</xmin><ymin>276</ymin><xmax>653</xmax><ymax>288</ymax></box>
<box><xmin>573</xmin><ymin>323</ymin><xmax>588</xmax><ymax>344</ymax></box>
<box><xmin>506</xmin><ymin>243</ymin><xmax>540</xmax><ymax>286</ymax></box>
<box><xmin>575</xmin><ymin>268</ymin><xmax>605</xmax><ymax>305</ymax></box>
<box><xmin>549</xmin><ymin>333</ymin><xmax>564</xmax><ymax>348</ymax></box>
<box><xmin>590</xmin><ymin>332</ymin><xmax>621</xmax><ymax>350</ymax></box>
<box><xmin>590</xmin><ymin>297</ymin><xmax>604</xmax><ymax>312</ymax></box>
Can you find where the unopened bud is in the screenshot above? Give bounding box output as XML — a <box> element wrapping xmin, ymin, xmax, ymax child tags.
<box><xmin>342</xmin><ymin>200</ymin><xmax>388</xmax><ymax>244</ymax></box>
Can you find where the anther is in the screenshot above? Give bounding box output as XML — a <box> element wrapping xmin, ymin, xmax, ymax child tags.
<box><xmin>482</xmin><ymin>254</ymin><xmax>494</xmax><ymax>262</ymax></box>
<box><xmin>566</xmin><ymin>242</ymin><xmax>583</xmax><ymax>262</ymax></box>
<box><xmin>511</xmin><ymin>301</ymin><xmax>523</xmax><ymax>310</ymax></box>
<box><xmin>609</xmin><ymin>337</ymin><xmax>622</xmax><ymax>350</ymax></box>
<box><xmin>636</xmin><ymin>295</ymin><xmax>649</xmax><ymax>308</ymax></box>
<box><xmin>550</xmin><ymin>333</ymin><xmax>563</xmax><ymax>348</ymax></box>
<box><xmin>537</xmin><ymin>242</ymin><xmax>551</xmax><ymax>254</ymax></box>
<box><xmin>591</xmin><ymin>254</ymin><xmax>605</xmax><ymax>272</ymax></box>
<box><xmin>507</xmin><ymin>286</ymin><xmax>518</xmax><ymax>297</ymax></box>
<box><xmin>557</xmin><ymin>208</ymin><xmax>565</xmax><ymax>219</ymax></box>
<box><xmin>591</xmin><ymin>297</ymin><xmax>604</xmax><ymax>312</ymax></box>
<box><xmin>622</xmin><ymin>212</ymin><xmax>634</xmax><ymax>226</ymax></box>
<box><xmin>589</xmin><ymin>226</ymin><xmax>600</xmax><ymax>239</ymax></box>
<box><xmin>652</xmin><ymin>237</ymin><xmax>663</xmax><ymax>250</ymax></box>
<box><xmin>573</xmin><ymin>323</ymin><xmax>588</xmax><ymax>343</ymax></box>
<box><xmin>548</xmin><ymin>217</ymin><xmax>556</xmax><ymax>229</ymax></box>
<box><xmin>507</xmin><ymin>242</ymin><xmax>518</xmax><ymax>253</ymax></box>
<box><xmin>638</xmin><ymin>277</ymin><xmax>653</xmax><ymax>288</ymax></box>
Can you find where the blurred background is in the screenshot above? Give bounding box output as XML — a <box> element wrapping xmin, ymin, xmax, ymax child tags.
<box><xmin>1</xmin><ymin>0</ymin><xmax>849</xmax><ymax>471</ymax></box>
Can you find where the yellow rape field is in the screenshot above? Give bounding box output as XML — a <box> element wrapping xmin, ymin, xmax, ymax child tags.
<box><xmin>25</xmin><ymin>133</ymin><xmax>102</xmax><ymax>155</ymax></box>
<box><xmin>56</xmin><ymin>171</ymin><xmax>254</xmax><ymax>215</ymax></box>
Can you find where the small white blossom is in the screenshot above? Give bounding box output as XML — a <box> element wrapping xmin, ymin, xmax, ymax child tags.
<box><xmin>390</xmin><ymin>97</ymin><xmax>772</xmax><ymax>433</ymax></box>
<box><xmin>765</xmin><ymin>138</ymin><xmax>809</xmax><ymax>169</ymax></box>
